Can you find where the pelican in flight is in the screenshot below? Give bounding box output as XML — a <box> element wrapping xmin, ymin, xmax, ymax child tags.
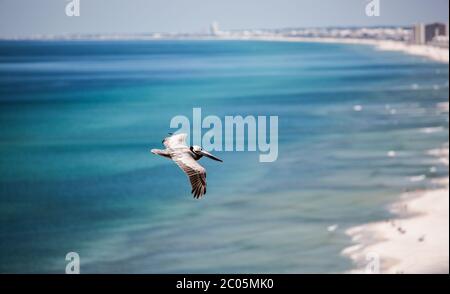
<box><xmin>151</xmin><ymin>133</ymin><xmax>223</xmax><ymax>199</ymax></box>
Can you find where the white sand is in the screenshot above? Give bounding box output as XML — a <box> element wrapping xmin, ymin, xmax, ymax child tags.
<box><xmin>288</xmin><ymin>38</ymin><xmax>449</xmax><ymax>63</ymax></box>
<box><xmin>342</xmin><ymin>144</ymin><xmax>449</xmax><ymax>274</ymax></box>
<box><xmin>318</xmin><ymin>38</ymin><xmax>449</xmax><ymax>64</ymax></box>
<box><xmin>343</xmin><ymin>185</ymin><xmax>449</xmax><ymax>274</ymax></box>
<box><xmin>374</xmin><ymin>40</ymin><xmax>449</xmax><ymax>63</ymax></box>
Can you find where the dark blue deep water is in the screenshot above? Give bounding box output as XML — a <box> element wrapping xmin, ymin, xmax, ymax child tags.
<box><xmin>0</xmin><ymin>40</ymin><xmax>448</xmax><ymax>273</ymax></box>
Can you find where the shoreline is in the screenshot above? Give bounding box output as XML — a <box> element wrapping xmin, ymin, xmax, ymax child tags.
<box><xmin>342</xmin><ymin>144</ymin><xmax>449</xmax><ymax>274</ymax></box>
<box><xmin>211</xmin><ymin>36</ymin><xmax>449</xmax><ymax>63</ymax></box>
<box><xmin>1</xmin><ymin>36</ymin><xmax>448</xmax><ymax>64</ymax></box>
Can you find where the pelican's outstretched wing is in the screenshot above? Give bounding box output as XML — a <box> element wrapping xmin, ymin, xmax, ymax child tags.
<box><xmin>170</xmin><ymin>149</ymin><xmax>207</xmax><ymax>199</ymax></box>
<box><xmin>163</xmin><ymin>133</ymin><xmax>188</xmax><ymax>149</ymax></box>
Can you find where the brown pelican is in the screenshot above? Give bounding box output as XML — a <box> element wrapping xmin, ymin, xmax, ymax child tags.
<box><xmin>151</xmin><ymin>133</ymin><xmax>223</xmax><ymax>199</ymax></box>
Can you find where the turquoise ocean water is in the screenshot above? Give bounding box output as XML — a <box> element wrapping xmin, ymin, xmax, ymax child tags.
<box><xmin>0</xmin><ymin>40</ymin><xmax>448</xmax><ymax>273</ymax></box>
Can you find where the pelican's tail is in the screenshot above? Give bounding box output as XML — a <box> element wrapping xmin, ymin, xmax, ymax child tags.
<box><xmin>151</xmin><ymin>149</ymin><xmax>171</xmax><ymax>159</ymax></box>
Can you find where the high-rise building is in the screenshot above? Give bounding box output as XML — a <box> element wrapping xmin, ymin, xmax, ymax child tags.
<box><xmin>412</xmin><ymin>22</ymin><xmax>447</xmax><ymax>44</ymax></box>
<box><xmin>210</xmin><ymin>22</ymin><xmax>220</xmax><ymax>36</ymax></box>
<box><xmin>425</xmin><ymin>23</ymin><xmax>447</xmax><ymax>42</ymax></box>
<box><xmin>412</xmin><ymin>23</ymin><xmax>425</xmax><ymax>44</ymax></box>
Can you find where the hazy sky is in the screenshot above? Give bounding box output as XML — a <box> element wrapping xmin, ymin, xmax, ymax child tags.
<box><xmin>0</xmin><ymin>0</ymin><xmax>448</xmax><ymax>37</ymax></box>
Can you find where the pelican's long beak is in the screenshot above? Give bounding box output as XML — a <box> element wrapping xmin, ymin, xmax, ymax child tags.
<box><xmin>201</xmin><ymin>150</ymin><xmax>223</xmax><ymax>162</ymax></box>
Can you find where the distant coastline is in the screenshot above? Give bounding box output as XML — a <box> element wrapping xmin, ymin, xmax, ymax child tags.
<box><xmin>1</xmin><ymin>34</ymin><xmax>448</xmax><ymax>64</ymax></box>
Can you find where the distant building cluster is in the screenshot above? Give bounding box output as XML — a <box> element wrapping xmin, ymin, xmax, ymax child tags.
<box><xmin>206</xmin><ymin>22</ymin><xmax>412</xmax><ymax>41</ymax></box>
<box><xmin>206</xmin><ymin>22</ymin><xmax>449</xmax><ymax>48</ymax></box>
<box><xmin>281</xmin><ymin>27</ymin><xmax>411</xmax><ymax>42</ymax></box>
<box><xmin>207</xmin><ymin>22</ymin><xmax>412</xmax><ymax>42</ymax></box>
<box><xmin>3</xmin><ymin>20</ymin><xmax>449</xmax><ymax>50</ymax></box>
<box><xmin>412</xmin><ymin>23</ymin><xmax>449</xmax><ymax>47</ymax></box>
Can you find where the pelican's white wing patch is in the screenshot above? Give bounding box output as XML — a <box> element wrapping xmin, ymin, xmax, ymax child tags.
<box><xmin>163</xmin><ymin>133</ymin><xmax>188</xmax><ymax>149</ymax></box>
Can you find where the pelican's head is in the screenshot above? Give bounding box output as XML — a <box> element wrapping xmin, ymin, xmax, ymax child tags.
<box><xmin>190</xmin><ymin>145</ymin><xmax>223</xmax><ymax>162</ymax></box>
<box><xmin>191</xmin><ymin>145</ymin><xmax>202</xmax><ymax>153</ymax></box>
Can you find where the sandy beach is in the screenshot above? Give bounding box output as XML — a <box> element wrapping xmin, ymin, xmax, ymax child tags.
<box><xmin>373</xmin><ymin>40</ymin><xmax>449</xmax><ymax>64</ymax></box>
<box><xmin>342</xmin><ymin>141</ymin><xmax>449</xmax><ymax>274</ymax></box>
<box><xmin>289</xmin><ymin>37</ymin><xmax>450</xmax><ymax>64</ymax></box>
